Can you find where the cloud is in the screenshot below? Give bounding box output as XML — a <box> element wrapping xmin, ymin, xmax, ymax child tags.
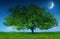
<box><xmin>5</xmin><ymin>26</ymin><xmax>18</xmax><ymax>32</ymax></box>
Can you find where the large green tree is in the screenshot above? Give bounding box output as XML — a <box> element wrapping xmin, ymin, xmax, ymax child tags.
<box><xmin>4</xmin><ymin>5</ymin><xmax>58</xmax><ymax>33</ymax></box>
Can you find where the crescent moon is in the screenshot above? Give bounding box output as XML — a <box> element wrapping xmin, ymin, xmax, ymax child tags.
<box><xmin>49</xmin><ymin>2</ymin><xmax>54</xmax><ymax>9</ymax></box>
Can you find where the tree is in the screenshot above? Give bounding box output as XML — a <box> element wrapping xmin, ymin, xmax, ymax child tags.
<box><xmin>4</xmin><ymin>5</ymin><xmax>58</xmax><ymax>33</ymax></box>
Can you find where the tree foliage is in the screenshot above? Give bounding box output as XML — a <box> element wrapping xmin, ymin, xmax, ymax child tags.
<box><xmin>4</xmin><ymin>5</ymin><xmax>58</xmax><ymax>32</ymax></box>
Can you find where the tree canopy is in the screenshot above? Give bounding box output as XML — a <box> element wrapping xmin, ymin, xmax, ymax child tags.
<box><xmin>4</xmin><ymin>5</ymin><xmax>58</xmax><ymax>33</ymax></box>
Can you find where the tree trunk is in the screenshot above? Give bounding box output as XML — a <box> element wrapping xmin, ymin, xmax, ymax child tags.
<box><xmin>31</xmin><ymin>27</ymin><xmax>34</xmax><ymax>33</ymax></box>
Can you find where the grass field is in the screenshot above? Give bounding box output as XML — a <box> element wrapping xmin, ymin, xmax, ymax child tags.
<box><xmin>0</xmin><ymin>32</ymin><xmax>60</xmax><ymax>39</ymax></box>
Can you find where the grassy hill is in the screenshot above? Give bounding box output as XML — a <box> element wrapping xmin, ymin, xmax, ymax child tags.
<box><xmin>0</xmin><ymin>32</ymin><xmax>60</xmax><ymax>39</ymax></box>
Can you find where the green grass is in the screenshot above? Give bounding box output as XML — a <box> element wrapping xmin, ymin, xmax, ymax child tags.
<box><xmin>0</xmin><ymin>32</ymin><xmax>60</xmax><ymax>39</ymax></box>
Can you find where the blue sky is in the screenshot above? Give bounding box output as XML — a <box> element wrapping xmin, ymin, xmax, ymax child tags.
<box><xmin>0</xmin><ymin>0</ymin><xmax>60</xmax><ymax>32</ymax></box>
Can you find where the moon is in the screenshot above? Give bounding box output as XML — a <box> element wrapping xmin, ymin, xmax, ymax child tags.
<box><xmin>49</xmin><ymin>2</ymin><xmax>54</xmax><ymax>9</ymax></box>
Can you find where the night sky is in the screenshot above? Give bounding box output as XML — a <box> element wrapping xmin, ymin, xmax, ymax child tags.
<box><xmin>0</xmin><ymin>0</ymin><xmax>60</xmax><ymax>32</ymax></box>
